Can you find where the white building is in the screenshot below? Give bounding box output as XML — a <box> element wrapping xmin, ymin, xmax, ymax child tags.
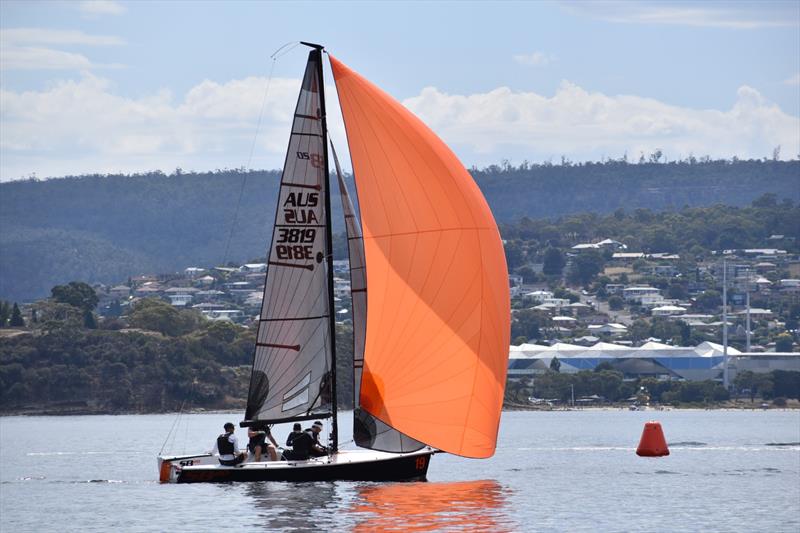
<box><xmin>508</xmin><ymin>341</ymin><xmax>800</xmax><ymax>381</ymax></box>
<box><xmin>652</xmin><ymin>305</ymin><xmax>687</xmax><ymax>317</ymax></box>
<box><xmin>623</xmin><ymin>286</ymin><xmax>661</xmax><ymax>302</ymax></box>
<box><xmin>239</xmin><ymin>263</ymin><xmax>267</xmax><ymax>273</ymax></box>
<box><xmin>588</xmin><ymin>323</ymin><xmax>628</xmax><ymax>336</ymax></box>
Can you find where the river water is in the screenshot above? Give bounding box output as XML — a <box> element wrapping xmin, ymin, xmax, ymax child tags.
<box><xmin>1</xmin><ymin>409</ymin><xmax>798</xmax><ymax>532</ymax></box>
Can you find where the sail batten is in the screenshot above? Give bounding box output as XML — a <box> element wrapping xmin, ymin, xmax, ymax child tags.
<box><xmin>330</xmin><ymin>54</ymin><xmax>510</xmax><ymax>459</ymax></box>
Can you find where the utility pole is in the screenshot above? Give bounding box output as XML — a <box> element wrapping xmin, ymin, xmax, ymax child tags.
<box><xmin>722</xmin><ymin>260</ymin><xmax>729</xmax><ymax>389</ymax></box>
<box><xmin>746</xmin><ymin>289</ymin><xmax>751</xmax><ymax>353</ymax></box>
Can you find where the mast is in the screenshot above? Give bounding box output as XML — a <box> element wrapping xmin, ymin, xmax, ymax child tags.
<box><xmin>305</xmin><ymin>42</ymin><xmax>339</xmax><ymax>453</ymax></box>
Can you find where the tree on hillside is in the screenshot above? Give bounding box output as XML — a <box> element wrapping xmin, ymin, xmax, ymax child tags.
<box><xmin>83</xmin><ymin>309</ymin><xmax>97</xmax><ymax>329</ymax></box>
<box><xmin>694</xmin><ymin>290</ymin><xmax>721</xmax><ymax>311</ymax></box>
<box><xmin>51</xmin><ymin>282</ymin><xmax>99</xmax><ymax>312</ymax></box>
<box><xmin>128</xmin><ymin>298</ymin><xmax>203</xmax><ymax>337</ymax></box>
<box><xmin>542</xmin><ymin>247</ymin><xmax>565</xmax><ymax>276</ymax></box>
<box><xmin>608</xmin><ymin>295</ymin><xmax>624</xmax><ymax>310</ymax></box>
<box><xmin>752</xmin><ymin>193</ymin><xmax>778</xmax><ymax>208</ymax></box>
<box><xmin>629</xmin><ymin>319</ymin><xmax>651</xmax><ymax>342</ymax></box>
<box><xmin>504</xmin><ymin>240</ymin><xmax>525</xmax><ymax>270</ymax></box>
<box><xmin>511</xmin><ymin>309</ymin><xmax>547</xmax><ymax>340</ymax></box>
<box><xmin>9</xmin><ymin>303</ymin><xmax>25</xmax><ymax>327</ymax></box>
<box><xmin>775</xmin><ymin>333</ymin><xmax>794</xmax><ymax>352</ymax></box>
<box><xmin>549</xmin><ymin>356</ymin><xmax>561</xmax><ymax>373</ymax></box>
<box><xmin>0</xmin><ymin>301</ymin><xmax>10</xmax><ymax>327</ymax></box>
<box><xmin>567</xmin><ymin>250</ymin><xmax>605</xmax><ymax>285</ymax></box>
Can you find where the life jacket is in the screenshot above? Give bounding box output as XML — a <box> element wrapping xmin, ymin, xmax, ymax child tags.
<box><xmin>217</xmin><ymin>432</ymin><xmax>234</xmax><ymax>455</ymax></box>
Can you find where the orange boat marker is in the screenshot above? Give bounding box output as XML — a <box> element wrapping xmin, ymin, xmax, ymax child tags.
<box><xmin>636</xmin><ymin>421</ymin><xmax>670</xmax><ymax>457</ymax></box>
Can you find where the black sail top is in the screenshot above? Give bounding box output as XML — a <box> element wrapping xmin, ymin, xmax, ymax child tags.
<box><xmin>330</xmin><ymin>143</ymin><xmax>424</xmax><ymax>453</ymax></box>
<box><xmin>244</xmin><ymin>51</ymin><xmax>333</xmax><ymax>424</ymax></box>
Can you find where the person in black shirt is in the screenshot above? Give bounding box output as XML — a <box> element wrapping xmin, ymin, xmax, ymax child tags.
<box><xmin>286</xmin><ymin>422</ymin><xmax>303</xmax><ymax>448</ymax></box>
<box><xmin>282</xmin><ymin>420</ymin><xmax>327</xmax><ymax>460</ymax></box>
<box><xmin>248</xmin><ymin>426</ymin><xmax>279</xmax><ymax>462</ymax></box>
<box><xmin>308</xmin><ymin>420</ymin><xmax>328</xmax><ymax>457</ymax></box>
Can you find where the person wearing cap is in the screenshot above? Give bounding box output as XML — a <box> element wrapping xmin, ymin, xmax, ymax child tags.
<box><xmin>281</xmin><ymin>420</ymin><xmax>327</xmax><ymax>460</ymax></box>
<box><xmin>307</xmin><ymin>420</ymin><xmax>328</xmax><ymax>457</ymax></box>
<box><xmin>212</xmin><ymin>422</ymin><xmax>247</xmax><ymax>466</ymax></box>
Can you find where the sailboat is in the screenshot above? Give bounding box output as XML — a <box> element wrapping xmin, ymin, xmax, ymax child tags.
<box><xmin>157</xmin><ymin>42</ymin><xmax>510</xmax><ymax>483</ymax></box>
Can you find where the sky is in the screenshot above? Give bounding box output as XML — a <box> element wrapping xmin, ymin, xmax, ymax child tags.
<box><xmin>1</xmin><ymin>0</ymin><xmax>798</xmax><ymax>181</ymax></box>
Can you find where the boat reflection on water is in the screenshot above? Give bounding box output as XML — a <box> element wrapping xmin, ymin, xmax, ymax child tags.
<box><xmin>241</xmin><ymin>479</ymin><xmax>511</xmax><ymax>531</ymax></box>
<box><xmin>351</xmin><ymin>479</ymin><xmax>513</xmax><ymax>532</ymax></box>
<box><xmin>244</xmin><ymin>481</ymin><xmax>341</xmax><ymax>531</ymax></box>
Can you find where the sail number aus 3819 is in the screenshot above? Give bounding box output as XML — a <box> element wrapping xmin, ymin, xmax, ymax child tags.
<box><xmin>277</xmin><ymin>228</ymin><xmax>316</xmax><ymax>244</ymax></box>
<box><xmin>275</xmin><ymin>228</ymin><xmax>316</xmax><ymax>260</ymax></box>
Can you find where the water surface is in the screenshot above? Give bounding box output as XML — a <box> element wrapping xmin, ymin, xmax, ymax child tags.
<box><xmin>1</xmin><ymin>410</ymin><xmax>798</xmax><ymax>532</ymax></box>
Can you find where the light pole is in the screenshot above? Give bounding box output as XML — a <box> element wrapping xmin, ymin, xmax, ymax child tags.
<box><xmin>746</xmin><ymin>289</ymin><xmax>751</xmax><ymax>353</ymax></box>
<box><xmin>722</xmin><ymin>260</ymin><xmax>729</xmax><ymax>389</ymax></box>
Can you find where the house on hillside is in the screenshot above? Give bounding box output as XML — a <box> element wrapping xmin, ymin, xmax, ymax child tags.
<box><xmin>623</xmin><ymin>286</ymin><xmax>660</xmax><ymax>303</ymax></box>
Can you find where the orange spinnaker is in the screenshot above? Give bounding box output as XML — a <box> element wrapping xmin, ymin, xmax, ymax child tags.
<box><xmin>330</xmin><ymin>54</ymin><xmax>510</xmax><ymax>458</ymax></box>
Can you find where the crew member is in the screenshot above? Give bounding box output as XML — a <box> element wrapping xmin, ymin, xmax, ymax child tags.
<box><xmin>286</xmin><ymin>422</ymin><xmax>303</xmax><ymax>448</ymax></box>
<box><xmin>212</xmin><ymin>422</ymin><xmax>247</xmax><ymax>466</ymax></box>
<box><xmin>248</xmin><ymin>426</ymin><xmax>279</xmax><ymax>462</ymax></box>
<box><xmin>308</xmin><ymin>420</ymin><xmax>328</xmax><ymax>457</ymax></box>
<box><xmin>282</xmin><ymin>421</ymin><xmax>327</xmax><ymax>460</ymax></box>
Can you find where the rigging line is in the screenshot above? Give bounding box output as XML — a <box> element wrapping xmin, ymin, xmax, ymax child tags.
<box><xmin>159</xmin><ymin>398</ymin><xmax>186</xmax><ymax>455</ymax></box>
<box><xmin>221</xmin><ymin>41</ymin><xmax>298</xmax><ymax>267</ymax></box>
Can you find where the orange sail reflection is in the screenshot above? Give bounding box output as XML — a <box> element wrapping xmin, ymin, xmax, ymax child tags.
<box><xmin>351</xmin><ymin>480</ymin><xmax>512</xmax><ymax>532</ymax></box>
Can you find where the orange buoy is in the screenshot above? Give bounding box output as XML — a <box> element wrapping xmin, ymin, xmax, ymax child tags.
<box><xmin>636</xmin><ymin>421</ymin><xmax>669</xmax><ymax>457</ymax></box>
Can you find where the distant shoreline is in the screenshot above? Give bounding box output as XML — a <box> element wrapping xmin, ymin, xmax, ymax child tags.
<box><xmin>2</xmin><ymin>402</ymin><xmax>798</xmax><ymax>417</ymax></box>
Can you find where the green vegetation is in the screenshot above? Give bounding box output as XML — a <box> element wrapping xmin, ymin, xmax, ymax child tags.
<box><xmin>2</xmin><ymin>159</ymin><xmax>798</xmax><ymax>302</ymax></box>
<box><xmin>0</xmin><ymin>281</ymin><xmax>357</xmax><ymax>414</ymax></box>
<box><xmin>501</xmin><ymin>197</ymin><xmax>799</xmax><ymax>271</ymax></box>
<box><xmin>506</xmin><ymin>369</ymin><xmax>800</xmax><ymax>407</ymax></box>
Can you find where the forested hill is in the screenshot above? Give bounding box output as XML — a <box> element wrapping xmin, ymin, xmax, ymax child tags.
<box><xmin>2</xmin><ymin>159</ymin><xmax>798</xmax><ymax>302</ymax></box>
<box><xmin>472</xmin><ymin>158</ymin><xmax>799</xmax><ymax>221</ymax></box>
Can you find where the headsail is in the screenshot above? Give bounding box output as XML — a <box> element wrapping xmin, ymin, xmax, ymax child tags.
<box><xmin>330</xmin><ymin>142</ymin><xmax>424</xmax><ymax>453</ymax></box>
<box><xmin>329</xmin><ymin>54</ymin><xmax>510</xmax><ymax>459</ymax></box>
<box><xmin>244</xmin><ymin>50</ymin><xmax>333</xmax><ymax>425</ymax></box>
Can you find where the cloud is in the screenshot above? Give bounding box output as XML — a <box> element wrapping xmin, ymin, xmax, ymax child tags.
<box><xmin>1</xmin><ymin>73</ymin><xmax>798</xmax><ymax>180</ymax></box>
<box><xmin>562</xmin><ymin>1</ymin><xmax>798</xmax><ymax>29</ymax></box>
<box><xmin>513</xmin><ymin>52</ymin><xmax>554</xmax><ymax>67</ymax></box>
<box><xmin>77</xmin><ymin>1</ymin><xmax>127</xmax><ymax>16</ymax></box>
<box><xmin>0</xmin><ymin>28</ymin><xmax>124</xmax><ymax>71</ymax></box>
<box><xmin>0</xmin><ymin>28</ymin><xmax>124</xmax><ymax>46</ymax></box>
<box><xmin>401</xmin><ymin>82</ymin><xmax>799</xmax><ymax>165</ymax></box>
<box><xmin>1</xmin><ymin>46</ymin><xmax>93</xmax><ymax>70</ymax></box>
<box><xmin>785</xmin><ymin>73</ymin><xmax>800</xmax><ymax>86</ymax></box>
<box><xmin>0</xmin><ymin>72</ymin><xmax>350</xmax><ymax>179</ymax></box>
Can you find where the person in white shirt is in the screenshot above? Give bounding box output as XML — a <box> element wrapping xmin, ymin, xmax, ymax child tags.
<box><xmin>212</xmin><ymin>422</ymin><xmax>247</xmax><ymax>466</ymax></box>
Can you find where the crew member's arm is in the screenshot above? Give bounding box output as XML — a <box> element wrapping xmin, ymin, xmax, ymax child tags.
<box><xmin>231</xmin><ymin>434</ymin><xmax>241</xmax><ymax>454</ymax></box>
<box><xmin>266</xmin><ymin>429</ymin><xmax>278</xmax><ymax>447</ymax></box>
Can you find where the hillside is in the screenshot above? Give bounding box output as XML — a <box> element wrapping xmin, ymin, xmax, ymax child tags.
<box><xmin>1</xmin><ymin>159</ymin><xmax>798</xmax><ymax>302</ymax></box>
